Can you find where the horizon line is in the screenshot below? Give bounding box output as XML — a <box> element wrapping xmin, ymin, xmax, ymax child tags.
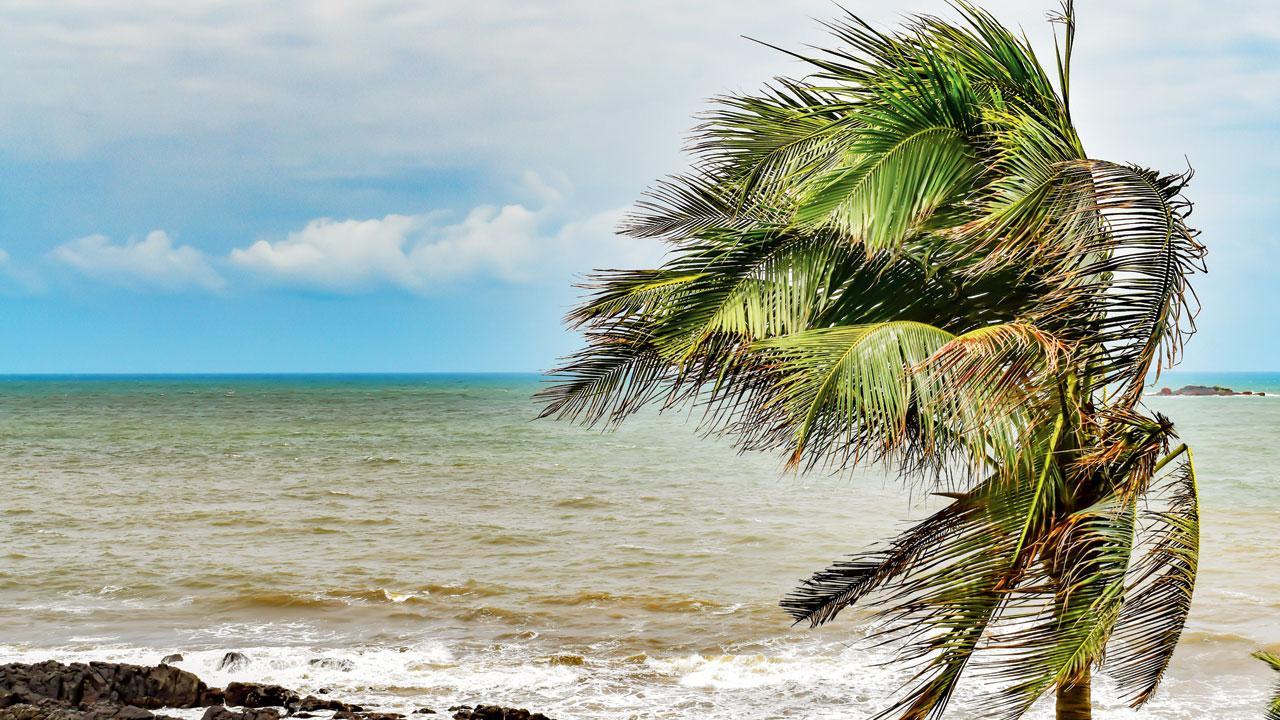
<box><xmin>0</xmin><ymin>369</ymin><xmax>1272</xmax><ymax>378</ymax></box>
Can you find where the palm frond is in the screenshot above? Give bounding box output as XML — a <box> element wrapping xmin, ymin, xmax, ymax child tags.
<box><xmin>978</xmin><ymin>491</ymin><xmax>1136</xmax><ymax>718</ymax></box>
<box><xmin>1104</xmin><ymin>445</ymin><xmax>1200</xmax><ymax>707</ymax></box>
<box><xmin>1256</xmin><ymin>651</ymin><xmax>1280</xmax><ymax>720</ymax></box>
<box><xmin>781</xmin><ymin>490</ymin><xmax>983</xmax><ymax>628</ymax></box>
<box><xmin>792</xmin><ymin>124</ymin><xmax>978</xmax><ymax>251</ymax></box>
<box><xmin>983</xmin><ymin>161</ymin><xmax>1205</xmax><ymax>401</ymax></box>
<box><xmin>864</xmin><ymin>463</ymin><xmax>1057</xmax><ymax>720</ymax></box>
<box><xmin>749</xmin><ymin>321</ymin><xmax>956</xmax><ymax>469</ymax></box>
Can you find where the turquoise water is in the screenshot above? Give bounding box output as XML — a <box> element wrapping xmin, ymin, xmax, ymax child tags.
<box><xmin>0</xmin><ymin>372</ymin><xmax>1276</xmax><ymax>719</ymax></box>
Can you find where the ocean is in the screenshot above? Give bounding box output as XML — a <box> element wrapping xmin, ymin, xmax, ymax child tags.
<box><xmin>0</xmin><ymin>373</ymin><xmax>1276</xmax><ymax>719</ymax></box>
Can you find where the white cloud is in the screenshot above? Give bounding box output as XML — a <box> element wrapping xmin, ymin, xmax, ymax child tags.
<box><xmin>52</xmin><ymin>230</ymin><xmax>224</xmax><ymax>291</ymax></box>
<box><xmin>230</xmin><ymin>175</ymin><xmax>662</xmax><ymax>293</ymax></box>
<box><xmin>230</xmin><ymin>214</ymin><xmax>430</xmax><ymax>292</ymax></box>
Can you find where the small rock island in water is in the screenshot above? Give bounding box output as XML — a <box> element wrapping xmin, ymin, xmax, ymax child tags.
<box><xmin>1157</xmin><ymin>384</ymin><xmax>1266</xmax><ymax>396</ymax></box>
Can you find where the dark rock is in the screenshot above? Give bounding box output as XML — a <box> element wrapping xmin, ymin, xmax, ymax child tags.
<box><xmin>450</xmin><ymin>707</ymin><xmax>552</xmax><ymax>720</ymax></box>
<box><xmin>1158</xmin><ymin>387</ymin><xmax>1173</xmax><ymax>396</ymax></box>
<box><xmin>157</xmin><ymin>657</ymin><xmax>182</xmax><ymax>668</ymax></box>
<box><xmin>102</xmin><ymin>708</ymin><xmax>154</xmax><ymax>720</ymax></box>
<box><xmin>203</xmin><ymin>708</ymin><xmax>280</xmax><ymax>720</ymax></box>
<box><xmin>287</xmin><ymin>696</ymin><xmax>360</xmax><ymax>714</ymax></box>
<box><xmin>305</xmin><ymin>660</ymin><xmax>353</xmax><ymax>673</ymax></box>
<box><xmin>332</xmin><ymin>712</ymin><xmax>357</xmax><ymax>720</ymax></box>
<box><xmin>222</xmin><ymin>684</ymin><xmax>296</xmax><ymax>709</ymax></box>
<box><xmin>0</xmin><ymin>661</ymin><xmax>211</xmax><ymax>709</ymax></box>
<box><xmin>200</xmin><ymin>688</ymin><xmax>224</xmax><ymax>707</ymax></box>
<box><xmin>0</xmin><ymin>701</ymin><xmax>180</xmax><ymax>720</ymax></box>
<box><xmin>412</xmin><ymin>711</ymin><xmax>436</xmax><ymax>716</ymax></box>
<box><xmin>216</xmin><ymin>655</ymin><xmax>249</xmax><ymax>673</ymax></box>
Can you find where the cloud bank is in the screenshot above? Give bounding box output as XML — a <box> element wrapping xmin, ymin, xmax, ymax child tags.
<box><xmin>230</xmin><ymin>201</ymin><xmax>659</xmax><ymax>293</ymax></box>
<box><xmin>44</xmin><ymin>174</ymin><xmax>662</xmax><ymax>295</ymax></box>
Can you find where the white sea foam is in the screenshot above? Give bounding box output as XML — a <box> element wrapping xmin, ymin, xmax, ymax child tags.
<box><xmin>0</xmin><ymin>641</ymin><xmax>1266</xmax><ymax>719</ymax></box>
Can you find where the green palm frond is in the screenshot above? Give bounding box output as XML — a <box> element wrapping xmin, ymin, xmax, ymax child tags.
<box><xmin>793</xmin><ymin>124</ymin><xmax>978</xmax><ymax>251</ymax></box>
<box><xmin>781</xmin><ymin>488</ymin><xmax>985</xmax><ymax>628</ymax></box>
<box><xmin>979</xmin><ymin>491</ymin><xmax>1136</xmax><ymax>718</ymax></box>
<box><xmin>750</xmin><ymin>321</ymin><xmax>954</xmax><ymax>468</ymax></box>
<box><xmin>865</xmin><ymin>459</ymin><xmax>1058</xmax><ymax>720</ymax></box>
<box><xmin>1256</xmin><ymin>651</ymin><xmax>1280</xmax><ymax>720</ymax></box>
<box><xmin>1049</xmin><ymin>162</ymin><xmax>1204</xmax><ymax>401</ymax></box>
<box><xmin>1105</xmin><ymin>445</ymin><xmax>1200</xmax><ymax>707</ymax></box>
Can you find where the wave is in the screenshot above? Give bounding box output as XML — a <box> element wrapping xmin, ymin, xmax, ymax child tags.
<box><xmin>201</xmin><ymin>583</ymin><xmax>512</xmax><ymax>612</ymax></box>
<box><xmin>361</xmin><ymin>456</ymin><xmax>401</xmax><ymax>465</ymax></box>
<box><xmin>535</xmin><ymin>590</ymin><xmax>733</xmax><ymax>614</ymax></box>
<box><xmin>551</xmin><ymin>495</ymin><xmax>610</xmax><ymax>509</ymax></box>
<box><xmin>209</xmin><ymin>591</ymin><xmax>350</xmax><ymax>610</ymax></box>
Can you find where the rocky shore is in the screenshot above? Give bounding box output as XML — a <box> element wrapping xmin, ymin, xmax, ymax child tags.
<box><xmin>0</xmin><ymin>661</ymin><xmax>552</xmax><ymax>720</ymax></box>
<box><xmin>1156</xmin><ymin>384</ymin><xmax>1266</xmax><ymax>396</ymax></box>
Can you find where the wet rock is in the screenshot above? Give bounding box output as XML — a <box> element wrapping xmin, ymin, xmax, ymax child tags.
<box><xmin>450</xmin><ymin>707</ymin><xmax>552</xmax><ymax>720</ymax></box>
<box><xmin>0</xmin><ymin>701</ymin><xmax>179</xmax><ymax>720</ymax></box>
<box><xmin>305</xmin><ymin>659</ymin><xmax>353</xmax><ymax>673</ymax></box>
<box><xmin>412</xmin><ymin>711</ymin><xmax>436</xmax><ymax>716</ymax></box>
<box><xmin>222</xmin><ymin>684</ymin><xmax>296</xmax><ymax>709</ymax></box>
<box><xmin>202</xmin><ymin>708</ymin><xmax>280</xmax><ymax>720</ymax></box>
<box><xmin>97</xmin><ymin>707</ymin><xmax>155</xmax><ymax>720</ymax></box>
<box><xmin>287</xmin><ymin>696</ymin><xmax>360</xmax><ymax>714</ymax></box>
<box><xmin>157</xmin><ymin>657</ymin><xmax>182</xmax><ymax>668</ymax></box>
<box><xmin>0</xmin><ymin>661</ymin><xmax>211</xmax><ymax>709</ymax></box>
<box><xmin>216</xmin><ymin>655</ymin><xmax>249</xmax><ymax>673</ymax></box>
<box><xmin>200</xmin><ymin>688</ymin><xmax>224</xmax><ymax>707</ymax></box>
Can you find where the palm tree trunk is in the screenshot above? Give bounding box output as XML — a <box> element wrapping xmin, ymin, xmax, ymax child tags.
<box><xmin>1055</xmin><ymin>669</ymin><xmax>1092</xmax><ymax>720</ymax></box>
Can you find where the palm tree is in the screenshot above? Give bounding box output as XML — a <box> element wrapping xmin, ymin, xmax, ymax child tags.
<box><xmin>538</xmin><ymin>2</ymin><xmax>1205</xmax><ymax>718</ymax></box>
<box><xmin>1258</xmin><ymin>651</ymin><xmax>1280</xmax><ymax>720</ymax></box>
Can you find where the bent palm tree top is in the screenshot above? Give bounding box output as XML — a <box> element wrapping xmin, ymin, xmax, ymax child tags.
<box><xmin>540</xmin><ymin>3</ymin><xmax>1206</xmax><ymax>719</ymax></box>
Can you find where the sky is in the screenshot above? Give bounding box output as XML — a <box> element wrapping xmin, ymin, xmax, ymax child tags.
<box><xmin>0</xmin><ymin>1</ymin><xmax>1276</xmax><ymax>373</ymax></box>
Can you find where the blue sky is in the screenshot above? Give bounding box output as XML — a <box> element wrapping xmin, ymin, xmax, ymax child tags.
<box><xmin>0</xmin><ymin>1</ymin><xmax>1276</xmax><ymax>372</ymax></box>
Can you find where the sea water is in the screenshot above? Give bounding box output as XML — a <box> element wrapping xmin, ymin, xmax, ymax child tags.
<box><xmin>0</xmin><ymin>373</ymin><xmax>1276</xmax><ymax>719</ymax></box>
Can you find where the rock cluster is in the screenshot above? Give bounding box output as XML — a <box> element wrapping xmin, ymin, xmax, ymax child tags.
<box><xmin>0</xmin><ymin>661</ymin><xmax>219</xmax><ymax>711</ymax></box>
<box><xmin>0</xmin><ymin>662</ymin><xmax>553</xmax><ymax>720</ymax></box>
<box><xmin>1157</xmin><ymin>384</ymin><xmax>1266</xmax><ymax>396</ymax></box>
<box><xmin>447</xmin><ymin>708</ymin><xmax>552</xmax><ymax>720</ymax></box>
